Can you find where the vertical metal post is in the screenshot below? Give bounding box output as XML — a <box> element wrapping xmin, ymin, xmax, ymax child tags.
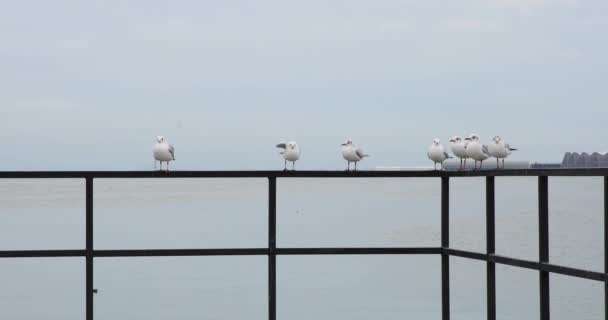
<box><xmin>268</xmin><ymin>177</ymin><xmax>277</xmax><ymax>320</ymax></box>
<box><xmin>604</xmin><ymin>176</ymin><xmax>607</xmax><ymax>320</ymax></box>
<box><xmin>486</xmin><ymin>177</ymin><xmax>496</xmax><ymax>320</ymax></box>
<box><xmin>538</xmin><ymin>176</ymin><xmax>550</xmax><ymax>320</ymax></box>
<box><xmin>441</xmin><ymin>177</ymin><xmax>450</xmax><ymax>320</ymax></box>
<box><xmin>85</xmin><ymin>178</ymin><xmax>94</xmax><ymax>320</ymax></box>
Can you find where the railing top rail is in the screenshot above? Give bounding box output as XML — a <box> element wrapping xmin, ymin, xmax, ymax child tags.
<box><xmin>0</xmin><ymin>168</ymin><xmax>607</xmax><ymax>179</ymax></box>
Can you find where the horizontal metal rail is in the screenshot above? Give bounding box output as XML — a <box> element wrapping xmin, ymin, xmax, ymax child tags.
<box><xmin>445</xmin><ymin>249</ymin><xmax>607</xmax><ymax>282</ymax></box>
<box><xmin>0</xmin><ymin>247</ymin><xmax>442</xmax><ymax>258</ymax></box>
<box><xmin>0</xmin><ymin>249</ymin><xmax>86</xmax><ymax>258</ymax></box>
<box><xmin>0</xmin><ymin>168</ymin><xmax>608</xmax><ymax>178</ymax></box>
<box><xmin>1</xmin><ymin>247</ymin><xmax>603</xmax><ymax>281</ymax></box>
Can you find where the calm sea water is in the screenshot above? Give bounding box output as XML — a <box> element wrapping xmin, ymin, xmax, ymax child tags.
<box><xmin>0</xmin><ymin>177</ymin><xmax>604</xmax><ymax>319</ymax></box>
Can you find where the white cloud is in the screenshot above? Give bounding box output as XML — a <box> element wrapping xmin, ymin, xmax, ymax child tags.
<box><xmin>441</xmin><ymin>18</ymin><xmax>502</xmax><ymax>32</ymax></box>
<box><xmin>555</xmin><ymin>48</ymin><xmax>584</xmax><ymax>60</ymax></box>
<box><xmin>11</xmin><ymin>98</ymin><xmax>81</xmax><ymax>111</ymax></box>
<box><xmin>378</xmin><ymin>21</ymin><xmax>411</xmax><ymax>33</ymax></box>
<box><xmin>487</xmin><ymin>0</ymin><xmax>580</xmax><ymax>13</ymax></box>
<box><xmin>165</xmin><ymin>18</ymin><xmax>196</xmax><ymax>34</ymax></box>
<box><xmin>134</xmin><ymin>17</ymin><xmax>206</xmax><ymax>42</ymax></box>
<box><xmin>573</xmin><ymin>16</ymin><xmax>608</xmax><ymax>26</ymax></box>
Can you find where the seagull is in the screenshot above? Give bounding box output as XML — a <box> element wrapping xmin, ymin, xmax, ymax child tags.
<box><xmin>276</xmin><ymin>141</ymin><xmax>301</xmax><ymax>170</ymax></box>
<box><xmin>153</xmin><ymin>136</ymin><xmax>175</xmax><ymax>171</ymax></box>
<box><xmin>465</xmin><ymin>133</ymin><xmax>490</xmax><ymax>170</ymax></box>
<box><xmin>427</xmin><ymin>138</ymin><xmax>451</xmax><ymax>170</ymax></box>
<box><xmin>488</xmin><ymin>136</ymin><xmax>517</xmax><ymax>169</ymax></box>
<box><xmin>341</xmin><ymin>139</ymin><xmax>369</xmax><ymax>171</ymax></box>
<box><xmin>449</xmin><ymin>136</ymin><xmax>469</xmax><ymax>170</ymax></box>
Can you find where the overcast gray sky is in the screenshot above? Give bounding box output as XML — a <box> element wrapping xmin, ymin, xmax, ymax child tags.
<box><xmin>1</xmin><ymin>0</ymin><xmax>607</xmax><ymax>170</ymax></box>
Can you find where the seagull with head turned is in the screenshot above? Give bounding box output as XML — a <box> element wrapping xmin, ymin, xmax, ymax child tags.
<box><xmin>488</xmin><ymin>136</ymin><xmax>517</xmax><ymax>169</ymax></box>
<box><xmin>449</xmin><ymin>136</ymin><xmax>469</xmax><ymax>170</ymax></box>
<box><xmin>276</xmin><ymin>141</ymin><xmax>301</xmax><ymax>171</ymax></box>
<box><xmin>427</xmin><ymin>138</ymin><xmax>451</xmax><ymax>170</ymax></box>
<box><xmin>341</xmin><ymin>139</ymin><xmax>369</xmax><ymax>171</ymax></box>
<box><xmin>153</xmin><ymin>136</ymin><xmax>175</xmax><ymax>171</ymax></box>
<box><xmin>465</xmin><ymin>133</ymin><xmax>490</xmax><ymax>170</ymax></box>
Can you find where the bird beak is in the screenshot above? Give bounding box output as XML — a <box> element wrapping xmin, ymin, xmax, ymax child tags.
<box><xmin>341</xmin><ymin>143</ymin><xmax>347</xmax><ymax>146</ymax></box>
<box><xmin>276</xmin><ymin>143</ymin><xmax>287</xmax><ymax>149</ymax></box>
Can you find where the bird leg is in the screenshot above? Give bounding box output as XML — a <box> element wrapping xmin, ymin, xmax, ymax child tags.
<box><xmin>497</xmin><ymin>158</ymin><xmax>500</xmax><ymax>169</ymax></box>
<box><xmin>347</xmin><ymin>162</ymin><xmax>350</xmax><ymax>172</ymax></box>
<box><xmin>441</xmin><ymin>161</ymin><xmax>444</xmax><ymax>171</ymax></box>
<box><xmin>292</xmin><ymin>161</ymin><xmax>296</xmax><ymax>171</ymax></box>
<box><xmin>354</xmin><ymin>162</ymin><xmax>358</xmax><ymax>171</ymax></box>
<box><xmin>464</xmin><ymin>159</ymin><xmax>467</xmax><ymax>170</ymax></box>
<box><xmin>502</xmin><ymin>159</ymin><xmax>505</xmax><ymax>169</ymax></box>
<box><xmin>284</xmin><ymin>159</ymin><xmax>287</xmax><ymax>171</ymax></box>
<box><xmin>480</xmin><ymin>160</ymin><xmax>483</xmax><ymax>170</ymax></box>
<box><xmin>167</xmin><ymin>161</ymin><xmax>170</xmax><ymax>172</ymax></box>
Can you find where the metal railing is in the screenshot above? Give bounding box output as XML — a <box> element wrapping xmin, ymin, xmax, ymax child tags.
<box><xmin>0</xmin><ymin>169</ymin><xmax>607</xmax><ymax>320</ymax></box>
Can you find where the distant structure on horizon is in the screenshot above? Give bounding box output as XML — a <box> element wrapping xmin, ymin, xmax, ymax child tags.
<box><xmin>561</xmin><ymin>152</ymin><xmax>608</xmax><ymax>168</ymax></box>
<box><xmin>378</xmin><ymin>152</ymin><xmax>608</xmax><ymax>171</ymax></box>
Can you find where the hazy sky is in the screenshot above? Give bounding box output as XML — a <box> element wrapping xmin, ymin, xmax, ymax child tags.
<box><xmin>1</xmin><ymin>0</ymin><xmax>607</xmax><ymax>170</ymax></box>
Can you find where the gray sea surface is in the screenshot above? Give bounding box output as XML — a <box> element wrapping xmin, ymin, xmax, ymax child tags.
<box><xmin>0</xmin><ymin>177</ymin><xmax>604</xmax><ymax>319</ymax></box>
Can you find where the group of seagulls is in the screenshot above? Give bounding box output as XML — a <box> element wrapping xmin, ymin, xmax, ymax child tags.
<box><xmin>427</xmin><ymin>134</ymin><xmax>517</xmax><ymax>170</ymax></box>
<box><xmin>153</xmin><ymin>135</ymin><xmax>515</xmax><ymax>172</ymax></box>
<box><xmin>275</xmin><ymin>139</ymin><xmax>369</xmax><ymax>171</ymax></box>
<box><xmin>152</xmin><ymin>136</ymin><xmax>370</xmax><ymax>172</ymax></box>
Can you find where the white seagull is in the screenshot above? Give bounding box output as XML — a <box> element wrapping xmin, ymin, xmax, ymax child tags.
<box><xmin>465</xmin><ymin>133</ymin><xmax>490</xmax><ymax>170</ymax></box>
<box><xmin>153</xmin><ymin>136</ymin><xmax>175</xmax><ymax>171</ymax></box>
<box><xmin>276</xmin><ymin>141</ymin><xmax>301</xmax><ymax>170</ymax></box>
<box><xmin>488</xmin><ymin>136</ymin><xmax>517</xmax><ymax>169</ymax></box>
<box><xmin>427</xmin><ymin>138</ymin><xmax>451</xmax><ymax>170</ymax></box>
<box><xmin>449</xmin><ymin>136</ymin><xmax>469</xmax><ymax>170</ymax></box>
<box><xmin>341</xmin><ymin>139</ymin><xmax>369</xmax><ymax>171</ymax></box>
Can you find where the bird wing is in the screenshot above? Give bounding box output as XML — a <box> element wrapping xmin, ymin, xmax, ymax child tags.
<box><xmin>482</xmin><ymin>145</ymin><xmax>491</xmax><ymax>156</ymax></box>
<box><xmin>169</xmin><ymin>144</ymin><xmax>175</xmax><ymax>160</ymax></box>
<box><xmin>355</xmin><ymin>147</ymin><xmax>369</xmax><ymax>158</ymax></box>
<box><xmin>444</xmin><ymin>152</ymin><xmax>452</xmax><ymax>159</ymax></box>
<box><xmin>505</xmin><ymin>143</ymin><xmax>517</xmax><ymax>151</ymax></box>
<box><xmin>276</xmin><ymin>143</ymin><xmax>287</xmax><ymax>149</ymax></box>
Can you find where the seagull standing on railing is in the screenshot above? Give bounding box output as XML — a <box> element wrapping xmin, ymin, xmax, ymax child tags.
<box><xmin>465</xmin><ymin>133</ymin><xmax>490</xmax><ymax>170</ymax></box>
<box><xmin>153</xmin><ymin>136</ymin><xmax>175</xmax><ymax>172</ymax></box>
<box><xmin>428</xmin><ymin>138</ymin><xmax>451</xmax><ymax>170</ymax></box>
<box><xmin>449</xmin><ymin>136</ymin><xmax>469</xmax><ymax>170</ymax></box>
<box><xmin>276</xmin><ymin>141</ymin><xmax>301</xmax><ymax>171</ymax></box>
<box><xmin>341</xmin><ymin>139</ymin><xmax>369</xmax><ymax>171</ymax></box>
<box><xmin>488</xmin><ymin>136</ymin><xmax>517</xmax><ymax>169</ymax></box>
